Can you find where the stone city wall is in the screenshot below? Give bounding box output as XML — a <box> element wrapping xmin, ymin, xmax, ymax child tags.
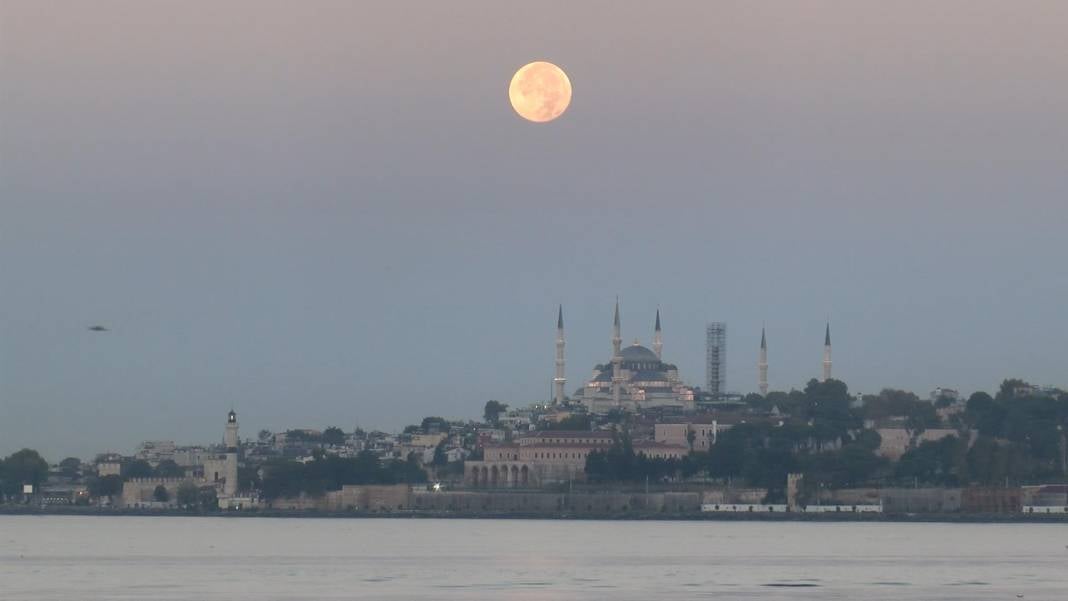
<box><xmin>121</xmin><ymin>477</ymin><xmax>195</xmax><ymax>508</ymax></box>
<box><xmin>699</xmin><ymin>488</ymin><xmax>768</xmax><ymax>505</ymax></box>
<box><xmin>828</xmin><ymin>487</ymin><xmax>962</xmax><ymax>513</ymax></box>
<box><xmin>266</xmin><ymin>488</ymin><xmax>702</xmax><ymax>514</ymax></box>
<box><xmin>962</xmin><ymin>487</ymin><xmax>1022</xmax><ymax>513</ymax></box>
<box><xmin>267</xmin><ymin>485</ymin><xmax>411</xmax><ymax>511</ymax></box>
<box><xmin>411</xmin><ymin>490</ymin><xmax>701</xmax><ymax>514</ymax></box>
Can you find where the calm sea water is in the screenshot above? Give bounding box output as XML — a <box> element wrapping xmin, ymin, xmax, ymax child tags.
<box><xmin>1</xmin><ymin>516</ymin><xmax>1066</xmax><ymax>600</ymax></box>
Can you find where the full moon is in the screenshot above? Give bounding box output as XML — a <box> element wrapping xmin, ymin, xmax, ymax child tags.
<box><xmin>508</xmin><ymin>61</ymin><xmax>572</xmax><ymax>123</ymax></box>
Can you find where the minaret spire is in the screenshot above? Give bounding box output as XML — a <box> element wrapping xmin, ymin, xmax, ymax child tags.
<box><xmin>822</xmin><ymin>322</ymin><xmax>832</xmax><ymax>382</ymax></box>
<box><xmin>758</xmin><ymin>325</ymin><xmax>768</xmax><ymax>396</ymax></box>
<box><xmin>553</xmin><ymin>305</ymin><xmax>566</xmax><ymax>405</ymax></box>
<box><xmin>653</xmin><ymin>308</ymin><xmax>663</xmax><ymax>359</ymax></box>
<box><xmin>611</xmin><ymin>299</ymin><xmax>623</xmax><ymax>408</ymax></box>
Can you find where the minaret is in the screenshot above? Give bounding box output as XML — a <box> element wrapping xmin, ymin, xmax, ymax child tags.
<box><xmin>758</xmin><ymin>326</ymin><xmax>768</xmax><ymax>396</ymax></box>
<box><xmin>553</xmin><ymin>305</ymin><xmax>566</xmax><ymax>405</ymax></box>
<box><xmin>821</xmin><ymin>322</ymin><xmax>832</xmax><ymax>382</ymax></box>
<box><xmin>653</xmin><ymin>308</ymin><xmax>663</xmax><ymax>359</ymax></box>
<box><xmin>611</xmin><ymin>300</ymin><xmax>623</xmax><ymax>407</ymax></box>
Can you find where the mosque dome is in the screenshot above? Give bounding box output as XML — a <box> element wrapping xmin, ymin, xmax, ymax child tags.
<box><xmin>567</xmin><ymin>304</ymin><xmax>696</xmax><ymax>413</ymax></box>
<box><xmin>620</xmin><ymin>343</ymin><xmax>659</xmax><ymax>363</ymax></box>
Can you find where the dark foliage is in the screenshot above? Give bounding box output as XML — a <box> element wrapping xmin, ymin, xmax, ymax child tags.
<box><xmin>123</xmin><ymin>459</ymin><xmax>153</xmax><ymax>479</ymax></box>
<box><xmin>0</xmin><ymin>449</ymin><xmax>50</xmax><ymax>497</ymax></box>
<box><xmin>260</xmin><ymin>451</ymin><xmax>428</xmax><ymax>500</ymax></box>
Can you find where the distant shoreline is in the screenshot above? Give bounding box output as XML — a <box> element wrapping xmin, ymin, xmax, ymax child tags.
<box><xmin>3</xmin><ymin>506</ymin><xmax>1068</xmax><ymax>524</ymax></box>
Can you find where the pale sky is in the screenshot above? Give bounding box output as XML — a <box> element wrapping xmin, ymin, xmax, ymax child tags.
<box><xmin>3</xmin><ymin>1</ymin><xmax>1067</xmax><ymax>459</ymax></box>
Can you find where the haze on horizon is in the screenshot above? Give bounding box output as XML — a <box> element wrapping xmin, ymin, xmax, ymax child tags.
<box><xmin>2</xmin><ymin>1</ymin><xmax>1067</xmax><ymax>460</ymax></box>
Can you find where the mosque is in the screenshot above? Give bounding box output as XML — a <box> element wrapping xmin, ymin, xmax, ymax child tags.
<box><xmin>555</xmin><ymin>302</ymin><xmax>696</xmax><ymax>414</ymax></box>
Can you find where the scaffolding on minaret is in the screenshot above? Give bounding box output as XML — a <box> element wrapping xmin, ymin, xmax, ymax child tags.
<box><xmin>706</xmin><ymin>322</ymin><xmax>726</xmax><ymax>399</ymax></box>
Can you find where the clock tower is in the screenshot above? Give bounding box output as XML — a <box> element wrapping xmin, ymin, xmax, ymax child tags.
<box><xmin>224</xmin><ymin>410</ymin><xmax>239</xmax><ymax>451</ymax></box>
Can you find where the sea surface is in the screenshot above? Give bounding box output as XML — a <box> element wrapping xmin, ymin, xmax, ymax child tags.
<box><xmin>1</xmin><ymin>516</ymin><xmax>1066</xmax><ymax>600</ymax></box>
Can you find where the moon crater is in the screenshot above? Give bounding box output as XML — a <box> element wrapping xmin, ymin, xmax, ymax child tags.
<box><xmin>508</xmin><ymin>61</ymin><xmax>572</xmax><ymax>123</ymax></box>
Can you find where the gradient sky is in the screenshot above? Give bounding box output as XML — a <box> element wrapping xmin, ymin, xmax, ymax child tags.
<box><xmin>3</xmin><ymin>1</ymin><xmax>1067</xmax><ymax>460</ymax></box>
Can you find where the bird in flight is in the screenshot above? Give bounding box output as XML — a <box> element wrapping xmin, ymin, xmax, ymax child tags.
<box><xmin>87</xmin><ymin>325</ymin><xmax>109</xmax><ymax>332</ymax></box>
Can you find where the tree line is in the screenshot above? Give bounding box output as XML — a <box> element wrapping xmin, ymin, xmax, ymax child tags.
<box><xmin>259</xmin><ymin>450</ymin><xmax>427</xmax><ymax>500</ymax></box>
<box><xmin>0</xmin><ymin>449</ymin><xmax>50</xmax><ymax>501</ymax></box>
<box><xmin>586</xmin><ymin>378</ymin><xmax>1068</xmax><ymax>499</ymax></box>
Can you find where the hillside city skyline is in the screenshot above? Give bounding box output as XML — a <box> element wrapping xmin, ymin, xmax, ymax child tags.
<box><xmin>5</xmin><ymin>2</ymin><xmax>1067</xmax><ymax>461</ymax></box>
<box><xmin>5</xmin><ymin>5</ymin><xmax>1068</xmax><ymax>601</ymax></box>
<box><xmin>2</xmin><ymin>300</ymin><xmax>1062</xmax><ymax>459</ymax></box>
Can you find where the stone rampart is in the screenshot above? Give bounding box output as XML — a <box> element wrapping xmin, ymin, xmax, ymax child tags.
<box><xmin>266</xmin><ymin>485</ymin><xmax>411</xmax><ymax>511</ymax></box>
<box><xmin>121</xmin><ymin>478</ymin><xmax>198</xmax><ymax>508</ymax></box>
<box><xmin>411</xmin><ymin>490</ymin><xmax>701</xmax><ymax>514</ymax></box>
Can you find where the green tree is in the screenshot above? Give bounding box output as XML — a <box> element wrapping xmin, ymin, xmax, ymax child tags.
<box><xmin>970</xmin><ymin>438</ymin><xmax>1035</xmax><ymax>485</ymax></box>
<box><xmin>258</xmin><ymin>429</ymin><xmax>273</xmax><ymax>443</ymax></box>
<box><xmin>322</xmin><ymin>426</ymin><xmax>346</xmax><ymax>446</ymax></box>
<box><xmin>58</xmin><ymin>457</ymin><xmax>82</xmax><ymax>479</ymax></box>
<box><xmin>551</xmin><ymin>414</ymin><xmax>591</xmax><ymax>431</ymax></box>
<box><xmin>997</xmin><ymin>378</ymin><xmax>1030</xmax><ymax>402</ymax></box>
<box><xmin>286</xmin><ymin>430</ymin><xmax>323</xmax><ymax>443</ymax></box>
<box><xmin>802</xmin><ymin>379</ymin><xmax>859</xmax><ymax>438</ymax></box>
<box><xmin>483</xmin><ymin>400</ymin><xmax>508</xmax><ymax>424</ymax></box>
<box><xmin>855</xmin><ymin>429</ymin><xmax>882</xmax><ymax>451</ymax></box>
<box><xmin>1</xmin><ymin>449</ymin><xmax>50</xmax><ymax>496</ymax></box>
<box><xmin>706</xmin><ymin>423</ymin><xmax>760</xmax><ymax>479</ymax></box>
<box><xmin>176</xmin><ymin>481</ymin><xmax>199</xmax><ymax>507</ymax></box>
<box><xmin>432</xmin><ymin>440</ymin><xmax>448</xmax><ymax>467</ymax></box>
<box><xmin>238</xmin><ymin>466</ymin><xmax>260</xmax><ymax>492</ymax></box>
<box><xmin>198</xmin><ymin>486</ymin><xmax>219</xmax><ymax>511</ymax></box>
<box><xmin>934</xmin><ymin>394</ymin><xmax>957</xmax><ymax>409</ymax></box>
<box><xmin>763</xmin><ymin>390</ymin><xmax>795</xmax><ymax>411</ymax></box>
<box><xmin>420</xmin><ymin>416</ymin><xmax>449</xmax><ymax>434</ymax></box>
<box><xmin>260</xmin><ymin>459</ymin><xmax>305</xmax><ymax>500</ymax></box>
<box><xmin>863</xmin><ymin>389</ymin><xmax>940</xmax><ymax>431</ymax></box>
<box><xmin>153</xmin><ymin>460</ymin><xmax>183</xmax><ymax>478</ymax></box>
<box><xmin>259</xmin><ymin>451</ymin><xmax>429</xmax><ymax>500</ymax></box>
<box><xmin>742</xmin><ymin>392</ymin><xmax>768</xmax><ymax>407</ymax></box>
<box><xmin>585</xmin><ymin>432</ymin><xmax>683</xmax><ymax>483</ymax></box>
<box><xmin>801</xmin><ymin>443</ymin><xmax>887</xmax><ymax>490</ymax></box>
<box><xmin>88</xmin><ymin>474</ymin><xmax>123</xmax><ymax>501</ymax></box>
<box><xmin>124</xmin><ymin>460</ymin><xmax>153</xmax><ymax>479</ymax></box>
<box><xmin>965</xmin><ymin>391</ymin><xmax>1002</xmax><ymax>435</ymax></box>
<box><xmin>152</xmin><ymin>484</ymin><xmax>170</xmax><ymax>503</ymax></box>
<box><xmin>895</xmin><ymin>436</ymin><xmax>968</xmax><ymax>486</ymax></box>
